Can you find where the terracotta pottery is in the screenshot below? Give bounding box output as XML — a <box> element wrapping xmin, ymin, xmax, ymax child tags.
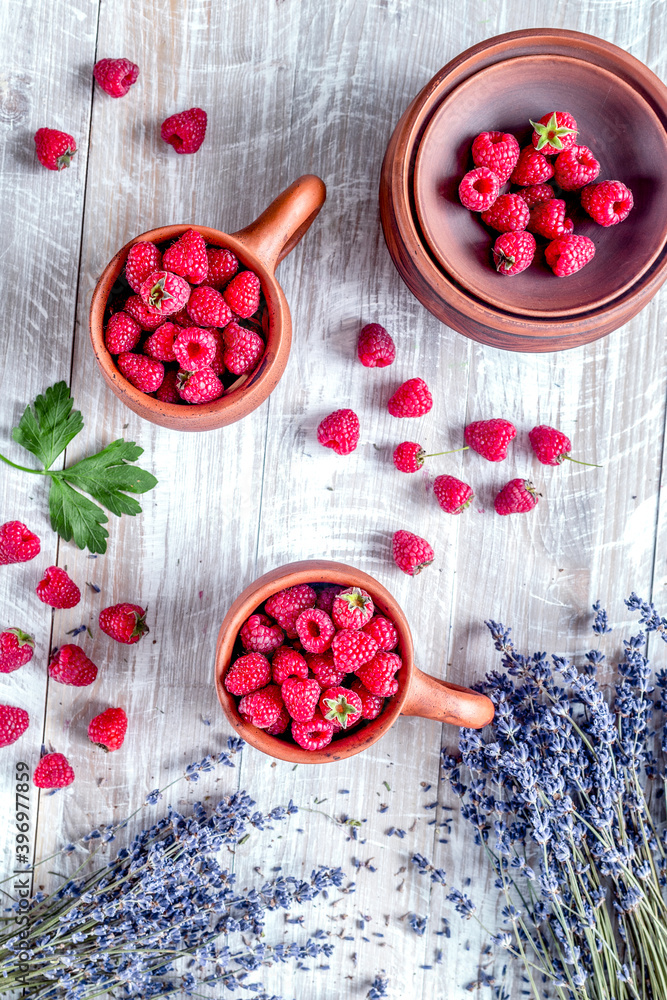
<box><xmin>214</xmin><ymin>560</ymin><xmax>495</xmax><ymax>764</ymax></box>
<box><xmin>380</xmin><ymin>29</ymin><xmax>667</xmax><ymax>352</ymax></box>
<box><xmin>89</xmin><ymin>175</ymin><xmax>326</xmax><ymax>430</ymax></box>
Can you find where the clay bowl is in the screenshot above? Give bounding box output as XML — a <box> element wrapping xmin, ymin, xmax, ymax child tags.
<box><xmin>380</xmin><ymin>29</ymin><xmax>667</xmax><ymax>352</ymax></box>
<box><xmin>90</xmin><ymin>175</ymin><xmax>326</xmax><ymax>430</ymax></box>
<box><xmin>214</xmin><ymin>560</ymin><xmax>495</xmax><ymax>765</ymax></box>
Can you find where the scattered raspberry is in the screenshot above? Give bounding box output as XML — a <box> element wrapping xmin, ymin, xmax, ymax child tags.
<box><xmin>458</xmin><ymin>166</ymin><xmax>500</xmax><ymax>211</ymax></box>
<box><xmin>161</xmin><ymin>107</ymin><xmax>207</xmax><ymax>154</ymax></box>
<box><xmin>0</xmin><ymin>705</ymin><xmax>29</xmax><ymax>747</ymax></box>
<box><xmin>105</xmin><ymin>312</ymin><xmax>142</xmax><ymax>354</ymax></box>
<box><xmin>306</xmin><ymin>651</ymin><xmax>347</xmax><ymax>688</ymax></box>
<box><xmin>464</xmin><ymin>419</ymin><xmax>516</xmax><ymax>461</ymax></box>
<box><xmin>531</xmin><ymin>111</ymin><xmax>578</xmax><ymax>154</ymax></box>
<box><xmin>163</xmin><ymin>229</ymin><xmax>208</xmax><ymax>284</ymax></box>
<box><xmin>204</xmin><ymin>247</ymin><xmax>239</xmax><ymax>288</ymax></box>
<box><xmin>332</xmin><ymin>587</ymin><xmax>374</xmax><ymax>630</ymax></box>
<box><xmin>433</xmin><ymin>474</ymin><xmax>474</xmax><ymax>514</ymax></box>
<box><xmin>266</xmin><ymin>704</ymin><xmax>291</xmax><ymax>735</ymax></box>
<box><xmin>271</xmin><ymin>646</ymin><xmax>309</xmax><ymax>684</ymax></box>
<box><xmin>0</xmin><ymin>629</ymin><xmax>34</xmax><ymax>673</ymax></box>
<box><xmin>281</xmin><ymin>676</ymin><xmax>321</xmax><ymax>723</ymax></box>
<box><xmin>34</xmin><ymin>128</ymin><xmax>76</xmax><ymax>171</ymax></box>
<box><xmin>494</xmin><ymin>479</ymin><xmax>539</xmax><ymax>515</ymax></box>
<box><xmin>393</xmin><ymin>441</ymin><xmax>425</xmax><ymax>473</ymax></box>
<box><xmin>295</xmin><ymin>608</ymin><xmax>336</xmax><ymax>653</ymax></box>
<box><xmin>173</xmin><ymin>327</ymin><xmax>218</xmax><ymax>371</ymax></box>
<box><xmin>581</xmin><ymin>180</ymin><xmax>634</xmax><ymax>226</ymax></box>
<box><xmin>387</xmin><ymin>378</ymin><xmax>433</xmax><ymax>418</ymax></box>
<box><xmin>528</xmin><ymin>425</ymin><xmax>573</xmax><ymax>465</ymax></box>
<box><xmin>315</xmin><ymin>585</ymin><xmax>345</xmax><ymax>615</ymax></box>
<box><xmin>225</xmin><ymin>651</ymin><xmax>272</xmax><ymax>696</ymax></box>
<box><xmin>154</xmin><ymin>370</ymin><xmax>180</xmax><ymax>403</ymax></box>
<box><xmin>545</xmin><ymin>234</ymin><xmax>596</xmax><ymax>276</ymax></box>
<box><xmin>124</xmin><ymin>294</ymin><xmax>164</xmax><ymax>331</ymax></box>
<box><xmin>492</xmin><ymin>231</ymin><xmax>536</xmax><ymax>276</ymax></box>
<box><xmin>144</xmin><ymin>322</ymin><xmax>178</xmax><ymax>362</ymax></box>
<box><xmin>93</xmin><ymin>58</ymin><xmax>139</xmax><ymax>98</ymax></box>
<box><xmin>362</xmin><ymin>616</ymin><xmax>398</xmax><ymax>652</ymax></box>
<box><xmin>118</xmin><ymin>352</ymin><xmax>165</xmax><ymax>393</ymax></box>
<box><xmin>317</xmin><ymin>409</ymin><xmax>360</xmax><ymax>455</ymax></box>
<box><xmin>33</xmin><ymin>752</ymin><xmax>74</xmax><ymax>788</ymax></box>
<box><xmin>471</xmin><ymin>131</ymin><xmax>520</xmax><ymax>183</ymax></box>
<box><xmin>553</xmin><ymin>145</ymin><xmax>600</xmax><ymax>191</ymax></box>
<box><xmin>319</xmin><ymin>686</ymin><xmax>363</xmax><ymax>730</ymax></box>
<box><xmin>331</xmin><ymin>629</ymin><xmax>378</xmax><ymax>672</ymax></box>
<box><xmin>291</xmin><ymin>711</ymin><xmax>335</xmax><ymax>750</ymax></box>
<box><xmin>349</xmin><ymin>678</ymin><xmax>385</xmax><ymax>720</ymax></box>
<box><xmin>481</xmin><ymin>193</ymin><xmax>530</xmax><ymax>233</ymax></box>
<box><xmin>0</xmin><ymin>521</ymin><xmax>40</xmax><ymax>565</ymax></box>
<box><xmin>239</xmin><ymin>684</ymin><xmax>284</xmax><ymax>728</ymax></box>
<box><xmin>223</xmin><ymin>271</ymin><xmax>261</xmax><ymax>318</ymax></box>
<box><xmin>392</xmin><ymin>530</ymin><xmax>434</xmax><ymax>576</ymax></box>
<box><xmin>88</xmin><ymin>707</ymin><xmax>128</xmax><ymax>751</ymax></box>
<box><xmin>356</xmin><ymin>651</ymin><xmax>402</xmax><ymax>696</ymax></box>
<box><xmin>125</xmin><ymin>242</ymin><xmax>162</xmax><ymax>293</ymax></box>
<box><xmin>222</xmin><ymin>322</ymin><xmax>264</xmax><ymax>375</ymax></box>
<box><xmin>527</xmin><ymin>199</ymin><xmax>573</xmax><ymax>240</ymax></box>
<box><xmin>139</xmin><ymin>270</ymin><xmax>191</xmax><ymax>317</ymax></box>
<box><xmin>49</xmin><ymin>644</ymin><xmax>98</xmax><ymax>686</ymax></box>
<box><xmin>186</xmin><ymin>286</ymin><xmax>232</xmax><ymax>327</ymax></box>
<box><xmin>357</xmin><ymin>323</ymin><xmax>396</xmax><ymax>367</ymax></box>
<box><xmin>510</xmin><ymin>146</ymin><xmax>554</xmax><ymax>186</ymax></box>
<box><xmin>36</xmin><ymin>566</ymin><xmax>80</xmax><ymax>609</ymax></box>
<box><xmin>240</xmin><ymin>614</ymin><xmax>284</xmax><ymax>654</ymax></box>
<box><xmin>99</xmin><ymin>603</ymin><xmax>148</xmax><ymax>644</ymax></box>
<box><xmin>177</xmin><ymin>368</ymin><xmax>224</xmax><ymax>404</ymax></box>
<box><xmin>265</xmin><ymin>585</ymin><xmax>317</xmax><ymax>637</ymax></box>
<box><xmin>515</xmin><ymin>184</ymin><xmax>554</xmax><ymax>208</ymax></box>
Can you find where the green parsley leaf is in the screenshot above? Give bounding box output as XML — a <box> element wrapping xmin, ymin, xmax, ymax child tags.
<box><xmin>48</xmin><ymin>478</ymin><xmax>109</xmax><ymax>554</ymax></box>
<box><xmin>12</xmin><ymin>382</ymin><xmax>83</xmax><ymax>470</ymax></box>
<box><xmin>59</xmin><ymin>441</ymin><xmax>158</xmax><ymax>517</ymax></box>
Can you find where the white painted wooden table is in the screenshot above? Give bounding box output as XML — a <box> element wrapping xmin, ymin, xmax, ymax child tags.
<box><xmin>2</xmin><ymin>1</ymin><xmax>667</xmax><ymax>997</ymax></box>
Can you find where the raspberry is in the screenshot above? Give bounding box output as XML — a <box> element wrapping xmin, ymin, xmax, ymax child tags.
<box><xmin>36</xmin><ymin>566</ymin><xmax>80</xmax><ymax>609</ymax></box>
<box><xmin>464</xmin><ymin>419</ymin><xmax>516</xmax><ymax>461</ymax></box>
<box><xmin>295</xmin><ymin>608</ymin><xmax>336</xmax><ymax>653</ymax></box>
<box><xmin>265</xmin><ymin>585</ymin><xmax>317</xmax><ymax>637</ymax></box>
<box><xmin>581</xmin><ymin>180</ymin><xmax>634</xmax><ymax>227</ymax></box>
<box><xmin>529</xmin><ymin>425</ymin><xmax>572</xmax><ymax>465</ymax></box>
<box><xmin>515</xmin><ymin>184</ymin><xmax>554</xmax><ymax>208</ymax></box>
<box><xmin>118</xmin><ymin>352</ymin><xmax>165</xmax><ymax>393</ymax></box>
<box><xmin>161</xmin><ymin>107</ymin><xmax>207</xmax><ymax>154</ymax></box>
<box><xmin>0</xmin><ymin>705</ymin><xmax>29</xmax><ymax>748</ymax></box>
<box><xmin>433</xmin><ymin>474</ymin><xmax>474</xmax><ymax>514</ymax></box>
<box><xmin>225</xmin><ymin>651</ymin><xmax>272</xmax><ymax>695</ymax></box>
<box><xmin>177</xmin><ymin>368</ymin><xmax>224</xmax><ymax>404</ymax></box>
<box><xmin>33</xmin><ymin>752</ymin><xmax>75</xmax><ymax>788</ymax></box>
<box><xmin>124</xmin><ymin>295</ymin><xmax>164</xmax><ymax>331</ymax></box>
<box><xmin>531</xmin><ymin>111</ymin><xmax>578</xmax><ymax>155</ymax></box>
<box><xmin>105</xmin><ymin>312</ymin><xmax>142</xmax><ymax>354</ymax></box>
<box><xmin>387</xmin><ymin>378</ymin><xmax>433</xmax><ymax>418</ymax></box>
<box><xmin>162</xmin><ymin>229</ymin><xmax>208</xmax><ymax>284</ymax></box>
<box><xmin>154</xmin><ymin>370</ymin><xmax>181</xmax><ymax>403</ymax></box>
<box><xmin>471</xmin><ymin>131</ymin><xmax>520</xmax><ymax>183</ymax></box>
<box><xmin>393</xmin><ymin>441</ymin><xmax>425</xmax><ymax>472</ymax></box>
<box><xmin>88</xmin><ymin>707</ymin><xmax>128</xmax><ymax>751</ymax></box>
<box><xmin>49</xmin><ymin>645</ymin><xmax>98</xmax><ymax>686</ymax></box>
<box><xmin>357</xmin><ymin>323</ymin><xmax>396</xmax><ymax>367</ymax></box>
<box><xmin>172</xmin><ymin>306</ymin><xmax>199</xmax><ymax>328</ymax></box>
<box><xmin>361</xmin><ymin>616</ymin><xmax>398</xmax><ymax>652</ymax></box>
<box><xmin>315</xmin><ymin>585</ymin><xmax>345</xmax><ymax>615</ymax></box>
<box><xmin>0</xmin><ymin>521</ymin><xmax>40</xmax><ymax>565</ymax></box>
<box><xmin>187</xmin><ymin>286</ymin><xmax>233</xmax><ymax>327</ymax></box>
<box><xmin>209</xmin><ymin>329</ymin><xmax>226</xmax><ymax>374</ymax></box>
<box><xmin>356</xmin><ymin>651</ymin><xmax>402</xmax><ymax>696</ymax></box>
<box><xmin>494</xmin><ymin>479</ymin><xmax>539</xmax><ymax>515</ymax></box>
<box><xmin>319</xmin><ymin>686</ymin><xmax>363</xmax><ymax>730</ymax></box>
<box><xmin>458</xmin><ymin>166</ymin><xmax>500</xmax><ymax>211</ymax></box>
<box><xmin>545</xmin><ymin>234</ymin><xmax>595</xmax><ymax>276</ymax></box>
<box><xmin>553</xmin><ymin>145</ymin><xmax>600</xmax><ymax>191</ymax></box>
<box><xmin>332</xmin><ymin>587</ymin><xmax>374</xmax><ymax>630</ymax></box>
<box><xmin>266</xmin><ymin>704</ymin><xmax>291</xmax><ymax>735</ymax></box>
<box><xmin>239</xmin><ymin>684</ymin><xmax>284</xmax><ymax>728</ymax></box>
<box><xmin>204</xmin><ymin>247</ymin><xmax>238</xmax><ymax>288</ymax></box>
<box><xmin>173</xmin><ymin>327</ymin><xmax>218</xmax><ymax>371</ymax></box>
<box><xmin>331</xmin><ymin>629</ymin><xmax>378</xmax><ymax>672</ymax></box>
<box><xmin>510</xmin><ymin>147</ymin><xmax>554</xmax><ymax>186</ymax></box>
<box><xmin>317</xmin><ymin>409</ymin><xmax>360</xmax><ymax>455</ymax></box>
<box><xmin>306</xmin><ymin>651</ymin><xmax>347</xmax><ymax>688</ymax></box>
<box><xmin>140</xmin><ymin>270</ymin><xmax>191</xmax><ymax>317</ymax></box>
<box><xmin>223</xmin><ymin>271</ymin><xmax>261</xmax><ymax>318</ymax></box>
<box><xmin>99</xmin><ymin>603</ymin><xmax>148</xmax><ymax>644</ymax></box>
<box><xmin>527</xmin><ymin>199</ymin><xmax>573</xmax><ymax>240</ymax></box>
<box><xmin>281</xmin><ymin>676</ymin><xmax>321</xmax><ymax>723</ymax></box>
<box><xmin>144</xmin><ymin>322</ymin><xmax>178</xmax><ymax>362</ymax></box>
<box><xmin>392</xmin><ymin>530</ymin><xmax>434</xmax><ymax>576</ymax></box>
<box><xmin>291</xmin><ymin>711</ymin><xmax>335</xmax><ymax>751</ymax></box>
<box><xmin>0</xmin><ymin>629</ymin><xmax>34</xmax><ymax>673</ymax></box>
<box><xmin>240</xmin><ymin>614</ymin><xmax>284</xmax><ymax>654</ymax></box>
<box><xmin>349</xmin><ymin>678</ymin><xmax>384</xmax><ymax>720</ymax></box>
<box><xmin>93</xmin><ymin>58</ymin><xmax>139</xmax><ymax>98</ymax></box>
<box><xmin>271</xmin><ymin>646</ymin><xmax>309</xmax><ymax>684</ymax></box>
<box><xmin>34</xmin><ymin>128</ymin><xmax>76</xmax><ymax>171</ymax></box>
<box><xmin>481</xmin><ymin>193</ymin><xmax>530</xmax><ymax>233</ymax></box>
<box><xmin>222</xmin><ymin>322</ymin><xmax>264</xmax><ymax>375</ymax></box>
<box><xmin>492</xmin><ymin>231</ymin><xmax>536</xmax><ymax>276</ymax></box>
<box><xmin>125</xmin><ymin>242</ymin><xmax>162</xmax><ymax>293</ymax></box>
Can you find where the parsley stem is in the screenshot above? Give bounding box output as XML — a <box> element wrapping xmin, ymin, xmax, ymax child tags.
<box><xmin>0</xmin><ymin>452</ymin><xmax>47</xmax><ymax>475</ymax></box>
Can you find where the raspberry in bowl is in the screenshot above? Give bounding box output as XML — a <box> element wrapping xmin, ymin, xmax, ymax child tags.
<box><xmin>90</xmin><ymin>176</ymin><xmax>325</xmax><ymax>431</ymax></box>
<box><xmin>215</xmin><ymin>560</ymin><xmax>494</xmax><ymax>764</ymax></box>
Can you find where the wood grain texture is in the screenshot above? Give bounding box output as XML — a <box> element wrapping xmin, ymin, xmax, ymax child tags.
<box><xmin>2</xmin><ymin>0</ymin><xmax>667</xmax><ymax>998</ymax></box>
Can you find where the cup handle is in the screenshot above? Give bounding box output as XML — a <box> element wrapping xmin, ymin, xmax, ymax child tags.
<box><xmin>401</xmin><ymin>667</ymin><xmax>494</xmax><ymax>729</ymax></box>
<box><xmin>231</xmin><ymin>174</ymin><xmax>326</xmax><ymax>274</ymax></box>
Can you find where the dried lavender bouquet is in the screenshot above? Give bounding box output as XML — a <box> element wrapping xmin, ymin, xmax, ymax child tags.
<box><xmin>413</xmin><ymin>595</ymin><xmax>667</xmax><ymax>999</ymax></box>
